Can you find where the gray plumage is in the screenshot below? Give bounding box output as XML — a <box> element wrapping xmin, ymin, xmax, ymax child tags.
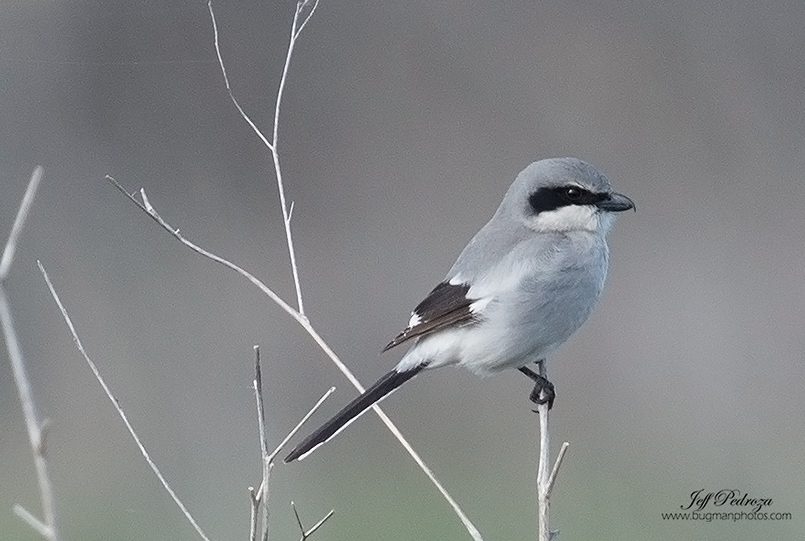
<box><xmin>285</xmin><ymin>156</ymin><xmax>633</xmax><ymax>462</ymax></box>
<box><xmin>396</xmin><ymin>157</ymin><xmax>627</xmax><ymax>374</ymax></box>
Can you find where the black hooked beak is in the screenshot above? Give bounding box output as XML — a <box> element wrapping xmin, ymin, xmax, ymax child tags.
<box><xmin>595</xmin><ymin>191</ymin><xmax>635</xmax><ymax>212</ymax></box>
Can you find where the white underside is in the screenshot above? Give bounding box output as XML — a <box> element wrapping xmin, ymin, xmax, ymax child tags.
<box><xmin>395</xmin><ymin>224</ymin><xmax>609</xmax><ymax>376</ymax></box>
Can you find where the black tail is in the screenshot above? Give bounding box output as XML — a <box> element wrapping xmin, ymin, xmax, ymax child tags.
<box><xmin>284</xmin><ymin>365</ymin><xmax>425</xmax><ymax>463</ymax></box>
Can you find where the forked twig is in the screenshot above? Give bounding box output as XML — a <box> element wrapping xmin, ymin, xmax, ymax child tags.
<box><xmin>1</xmin><ymin>167</ymin><xmax>60</xmax><ymax>541</ymax></box>
<box><xmin>253</xmin><ymin>346</ymin><xmax>271</xmax><ymax>541</ymax></box>
<box><xmin>291</xmin><ymin>501</ymin><xmax>334</xmax><ymax>541</ymax></box>
<box><xmin>112</xmin><ymin>1</ymin><xmax>482</xmax><ymax>538</ymax></box>
<box><xmin>535</xmin><ymin>360</ymin><xmax>569</xmax><ymax>541</ymax></box>
<box><xmin>265</xmin><ymin>387</ymin><xmax>335</xmax><ymax>466</ymax></box>
<box><xmin>107</xmin><ymin>179</ymin><xmax>484</xmax><ymax>540</ymax></box>
<box><xmin>38</xmin><ymin>262</ymin><xmax>211</xmax><ymax>541</ymax></box>
<box><xmin>208</xmin><ymin>0</ymin><xmax>312</xmax><ymax>316</ymax></box>
<box><xmin>249</xmin><ymin>344</ymin><xmax>335</xmax><ymax>541</ymax></box>
<box><xmin>546</xmin><ymin>442</ymin><xmax>570</xmax><ymax>498</ymax></box>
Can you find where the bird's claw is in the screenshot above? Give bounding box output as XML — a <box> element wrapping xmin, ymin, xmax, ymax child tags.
<box><xmin>529</xmin><ymin>376</ymin><xmax>555</xmax><ymax>411</ymax></box>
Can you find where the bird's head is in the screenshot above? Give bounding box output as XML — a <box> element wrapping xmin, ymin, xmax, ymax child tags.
<box><xmin>501</xmin><ymin>157</ymin><xmax>635</xmax><ymax>235</ymax></box>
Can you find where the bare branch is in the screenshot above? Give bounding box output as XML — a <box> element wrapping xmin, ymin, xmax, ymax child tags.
<box><xmin>107</xmin><ymin>177</ymin><xmax>297</xmax><ymax>322</ymax></box>
<box><xmin>1</xmin><ymin>167</ymin><xmax>60</xmax><ymax>541</ymax></box>
<box><xmin>535</xmin><ymin>360</ymin><xmax>567</xmax><ymax>541</ymax></box>
<box><xmin>208</xmin><ymin>0</ymin><xmax>306</xmax><ymax>315</ymax></box>
<box><xmin>254</xmin><ymin>347</ymin><xmax>268</xmax><ymax>458</ymax></box>
<box><xmin>0</xmin><ymin>166</ymin><xmax>43</xmax><ymax>281</ymax></box>
<box><xmin>266</xmin><ymin>0</ymin><xmax>315</xmax><ymax>316</ymax></box>
<box><xmin>108</xmin><ymin>179</ymin><xmax>484</xmax><ymax>540</ymax></box>
<box><xmin>250</xmin><ymin>344</ymin><xmax>335</xmax><ymax>541</ymax></box>
<box><xmin>248</xmin><ymin>487</ymin><xmax>259</xmax><ymax>541</ymax></box>
<box><xmin>291</xmin><ymin>501</ymin><xmax>334</xmax><ymax>541</ymax></box>
<box><xmin>207</xmin><ymin>1</ymin><xmax>274</xmax><ymax>152</ymax></box>
<box><xmin>286</xmin><ymin>201</ymin><xmax>295</xmax><ymax>224</ymax></box>
<box><xmin>302</xmin><ymin>508</ymin><xmax>334</xmax><ymax>540</ymax></box>
<box><xmin>536</xmin><ymin>396</ymin><xmax>550</xmax><ymax>540</ymax></box>
<box><xmin>546</xmin><ymin>442</ymin><xmax>569</xmax><ymax>498</ymax></box>
<box><xmin>292</xmin><ymin>501</ymin><xmax>304</xmax><ymax>534</ymax></box>
<box><xmin>253</xmin><ymin>346</ymin><xmax>271</xmax><ymax>541</ymax></box>
<box><xmin>38</xmin><ymin>262</ymin><xmax>212</xmax><ymax>541</ymax></box>
<box><xmin>266</xmin><ymin>386</ymin><xmax>335</xmax><ymax>464</ymax></box>
<box><xmin>294</xmin><ymin>0</ymin><xmax>322</xmax><ymax>41</ymax></box>
<box><xmin>12</xmin><ymin>505</ymin><xmax>51</xmax><ymax>538</ymax></box>
<box><xmin>120</xmin><ymin>4</ymin><xmax>481</xmax><ymax>538</ymax></box>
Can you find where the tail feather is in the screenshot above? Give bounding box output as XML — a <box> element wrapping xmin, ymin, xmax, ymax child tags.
<box><xmin>284</xmin><ymin>365</ymin><xmax>425</xmax><ymax>463</ymax></box>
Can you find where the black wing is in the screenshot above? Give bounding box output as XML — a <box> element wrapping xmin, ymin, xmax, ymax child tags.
<box><xmin>382</xmin><ymin>281</ymin><xmax>478</xmax><ymax>351</ymax></box>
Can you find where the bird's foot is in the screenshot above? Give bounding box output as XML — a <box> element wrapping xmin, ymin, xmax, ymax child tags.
<box><xmin>518</xmin><ymin>365</ymin><xmax>555</xmax><ymax>410</ymax></box>
<box><xmin>528</xmin><ymin>377</ymin><xmax>555</xmax><ymax>410</ymax></box>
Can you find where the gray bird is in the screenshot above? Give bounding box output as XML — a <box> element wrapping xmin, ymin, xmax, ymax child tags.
<box><xmin>285</xmin><ymin>157</ymin><xmax>634</xmax><ymax>462</ymax></box>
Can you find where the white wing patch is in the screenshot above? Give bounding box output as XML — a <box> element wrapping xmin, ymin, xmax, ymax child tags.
<box><xmin>469</xmin><ymin>296</ymin><xmax>493</xmax><ymax>315</ymax></box>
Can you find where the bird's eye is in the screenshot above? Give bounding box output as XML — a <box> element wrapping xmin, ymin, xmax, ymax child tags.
<box><xmin>565</xmin><ymin>187</ymin><xmax>582</xmax><ymax>201</ymax></box>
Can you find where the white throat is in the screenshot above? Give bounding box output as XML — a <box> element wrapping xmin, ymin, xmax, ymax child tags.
<box><xmin>528</xmin><ymin>205</ymin><xmax>611</xmax><ymax>233</ymax></box>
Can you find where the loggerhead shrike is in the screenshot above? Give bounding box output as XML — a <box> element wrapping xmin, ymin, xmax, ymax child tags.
<box><xmin>285</xmin><ymin>157</ymin><xmax>634</xmax><ymax>463</ymax></box>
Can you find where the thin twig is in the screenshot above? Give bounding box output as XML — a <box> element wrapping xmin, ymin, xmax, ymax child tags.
<box><xmin>266</xmin><ymin>386</ymin><xmax>335</xmax><ymax>465</ymax></box>
<box><xmin>38</xmin><ymin>262</ymin><xmax>211</xmax><ymax>541</ymax></box>
<box><xmin>0</xmin><ymin>166</ymin><xmax>43</xmax><ymax>281</ymax></box>
<box><xmin>107</xmin><ymin>179</ymin><xmax>484</xmax><ymax>540</ymax></box>
<box><xmin>536</xmin><ymin>361</ymin><xmax>550</xmax><ymax>541</ymax></box>
<box><xmin>302</xmin><ymin>508</ymin><xmax>334</xmax><ymax>540</ymax></box>
<box><xmin>292</xmin><ymin>502</ymin><xmax>304</xmax><ymax>534</ymax></box>
<box><xmin>208</xmin><ymin>0</ymin><xmax>308</xmax><ymax>315</ymax></box>
<box><xmin>1</xmin><ymin>167</ymin><xmax>60</xmax><ymax>541</ymax></box>
<box><xmin>12</xmin><ymin>505</ymin><xmax>52</xmax><ymax>538</ymax></box>
<box><xmin>293</xmin><ymin>0</ymin><xmax>321</xmax><ymax>41</ymax></box>
<box><xmin>286</xmin><ymin>201</ymin><xmax>295</xmax><ymax>224</ymax></box>
<box><xmin>269</xmin><ymin>0</ymin><xmax>319</xmax><ymax>317</ymax></box>
<box><xmin>249</xmin><ymin>487</ymin><xmax>259</xmax><ymax>541</ymax></box>
<box><xmin>546</xmin><ymin>442</ymin><xmax>570</xmax><ymax>497</ymax></box>
<box><xmin>535</xmin><ymin>360</ymin><xmax>568</xmax><ymax>541</ymax></box>
<box><xmin>291</xmin><ymin>501</ymin><xmax>334</xmax><ymax>541</ymax></box>
<box><xmin>207</xmin><ymin>1</ymin><xmax>273</xmax><ymax>152</ymax></box>
<box><xmin>2</xmin><ymin>287</ymin><xmax>59</xmax><ymax>541</ymax></box>
<box><xmin>251</xmin><ymin>346</ymin><xmax>335</xmax><ymax>541</ymax></box>
<box><xmin>253</xmin><ymin>346</ymin><xmax>271</xmax><ymax>541</ymax></box>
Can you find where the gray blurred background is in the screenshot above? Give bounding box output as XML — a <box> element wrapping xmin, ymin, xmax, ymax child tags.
<box><xmin>1</xmin><ymin>0</ymin><xmax>803</xmax><ymax>539</ymax></box>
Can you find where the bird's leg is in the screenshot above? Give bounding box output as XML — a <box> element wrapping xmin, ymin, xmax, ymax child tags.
<box><xmin>518</xmin><ymin>362</ymin><xmax>555</xmax><ymax>410</ymax></box>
